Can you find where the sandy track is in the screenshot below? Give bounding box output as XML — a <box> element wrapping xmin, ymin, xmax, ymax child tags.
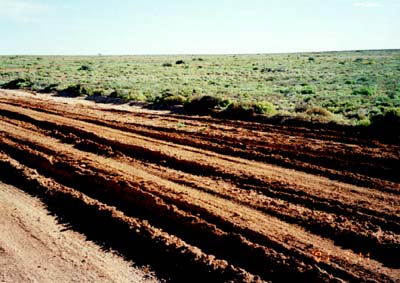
<box><xmin>0</xmin><ymin>90</ymin><xmax>399</xmax><ymax>283</ymax></box>
<box><xmin>0</xmin><ymin>182</ymin><xmax>159</xmax><ymax>283</ymax></box>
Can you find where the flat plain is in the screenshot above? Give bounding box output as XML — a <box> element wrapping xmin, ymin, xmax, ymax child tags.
<box><xmin>1</xmin><ymin>50</ymin><xmax>399</xmax><ymax>125</ymax></box>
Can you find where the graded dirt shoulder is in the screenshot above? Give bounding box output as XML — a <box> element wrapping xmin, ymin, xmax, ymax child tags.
<box><xmin>0</xmin><ymin>182</ymin><xmax>159</xmax><ymax>283</ymax></box>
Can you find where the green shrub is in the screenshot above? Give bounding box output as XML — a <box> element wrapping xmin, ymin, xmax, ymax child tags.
<box><xmin>153</xmin><ymin>89</ymin><xmax>173</xmax><ymax>101</ymax></box>
<box><xmin>300</xmin><ymin>87</ymin><xmax>316</xmax><ymax>94</ymax></box>
<box><xmin>41</xmin><ymin>83</ymin><xmax>58</xmax><ymax>93</ymax></box>
<box><xmin>124</xmin><ymin>89</ymin><xmax>147</xmax><ymax>101</ymax></box>
<box><xmin>166</xmin><ymin>95</ymin><xmax>186</xmax><ymax>105</ymax></box>
<box><xmin>224</xmin><ymin>102</ymin><xmax>254</xmax><ymax>118</ymax></box>
<box><xmin>2</xmin><ymin>78</ymin><xmax>33</xmax><ymax>89</ymax></box>
<box><xmin>60</xmin><ymin>84</ymin><xmax>93</xmax><ymax>97</ymax></box>
<box><xmin>352</xmin><ymin>87</ymin><xmax>376</xmax><ymax>96</ymax></box>
<box><xmin>369</xmin><ymin>107</ymin><xmax>400</xmax><ymax>140</ymax></box>
<box><xmin>218</xmin><ymin>99</ymin><xmax>233</xmax><ymax>109</ymax></box>
<box><xmin>252</xmin><ymin>101</ymin><xmax>276</xmax><ymax>115</ymax></box>
<box><xmin>210</xmin><ymin>100</ymin><xmax>276</xmax><ymax>118</ymax></box>
<box><xmin>78</xmin><ymin>65</ymin><xmax>92</xmax><ymax>71</ymax></box>
<box><xmin>294</xmin><ymin>102</ymin><xmax>309</xmax><ymax>113</ymax></box>
<box><xmin>371</xmin><ymin>107</ymin><xmax>400</xmax><ymax>126</ymax></box>
<box><xmin>384</xmin><ymin>107</ymin><xmax>400</xmax><ymax>117</ymax></box>
<box><xmin>357</xmin><ymin>118</ymin><xmax>371</xmax><ymax>127</ymax></box>
<box><xmin>162</xmin><ymin>63</ymin><xmax>172</xmax><ymax>67</ymax></box>
<box><xmin>108</xmin><ymin>89</ymin><xmax>131</xmax><ymax>99</ymax></box>
<box><xmin>305</xmin><ymin>107</ymin><xmax>333</xmax><ymax>117</ymax></box>
<box><xmin>373</xmin><ymin>95</ymin><xmax>392</xmax><ymax>107</ymax></box>
<box><xmin>357</xmin><ymin>77</ymin><xmax>369</xmax><ymax>82</ymax></box>
<box><xmin>154</xmin><ymin>89</ymin><xmax>186</xmax><ymax>107</ymax></box>
<box><xmin>91</xmin><ymin>89</ymin><xmax>105</xmax><ymax>96</ymax></box>
<box><xmin>184</xmin><ymin>95</ymin><xmax>222</xmax><ymax>114</ymax></box>
<box><xmin>155</xmin><ymin>95</ymin><xmax>186</xmax><ymax>106</ymax></box>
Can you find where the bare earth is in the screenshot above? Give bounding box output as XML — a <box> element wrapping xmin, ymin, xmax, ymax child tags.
<box><xmin>0</xmin><ymin>182</ymin><xmax>159</xmax><ymax>283</ymax></box>
<box><xmin>0</xmin><ymin>89</ymin><xmax>399</xmax><ymax>283</ymax></box>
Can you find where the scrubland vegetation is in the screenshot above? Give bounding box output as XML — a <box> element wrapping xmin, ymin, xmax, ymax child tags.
<box><xmin>1</xmin><ymin>50</ymin><xmax>399</xmax><ymax>126</ymax></box>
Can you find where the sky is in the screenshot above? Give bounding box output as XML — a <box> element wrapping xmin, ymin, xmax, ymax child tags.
<box><xmin>0</xmin><ymin>0</ymin><xmax>399</xmax><ymax>55</ymax></box>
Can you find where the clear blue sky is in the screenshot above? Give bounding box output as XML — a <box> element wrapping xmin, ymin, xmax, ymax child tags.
<box><xmin>0</xmin><ymin>0</ymin><xmax>399</xmax><ymax>55</ymax></box>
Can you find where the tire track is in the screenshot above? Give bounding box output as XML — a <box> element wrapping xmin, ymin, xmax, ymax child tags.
<box><xmin>0</xmin><ymin>121</ymin><xmax>397</xmax><ymax>282</ymax></box>
<box><xmin>0</xmin><ymin>103</ymin><xmax>397</xmax><ymax>228</ymax></box>
<box><xmin>0</xmin><ymin>91</ymin><xmax>399</xmax><ymax>282</ymax></box>
<box><xmin>1</xmin><ymin>95</ymin><xmax>399</xmax><ymax>189</ymax></box>
<box><xmin>0</xmin><ymin>154</ymin><xmax>261</xmax><ymax>283</ymax></box>
<box><xmin>1</xmin><ymin>110</ymin><xmax>398</xmax><ymax>267</ymax></box>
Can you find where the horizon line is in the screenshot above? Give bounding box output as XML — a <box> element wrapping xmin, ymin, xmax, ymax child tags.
<box><xmin>1</xmin><ymin>48</ymin><xmax>399</xmax><ymax>57</ymax></box>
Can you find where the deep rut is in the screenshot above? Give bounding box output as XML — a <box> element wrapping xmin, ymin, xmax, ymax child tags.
<box><xmin>0</xmin><ymin>90</ymin><xmax>399</xmax><ymax>283</ymax></box>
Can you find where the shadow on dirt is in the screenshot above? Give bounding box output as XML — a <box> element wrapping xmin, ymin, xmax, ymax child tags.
<box><xmin>84</xmin><ymin>95</ymin><xmax>129</xmax><ymax>105</ymax></box>
<box><xmin>0</xmin><ymin>160</ymin><xmax>228</xmax><ymax>283</ymax></box>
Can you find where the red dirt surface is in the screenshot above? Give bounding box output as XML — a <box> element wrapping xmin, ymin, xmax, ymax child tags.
<box><xmin>0</xmin><ymin>90</ymin><xmax>399</xmax><ymax>283</ymax></box>
<box><xmin>0</xmin><ymin>182</ymin><xmax>160</xmax><ymax>283</ymax></box>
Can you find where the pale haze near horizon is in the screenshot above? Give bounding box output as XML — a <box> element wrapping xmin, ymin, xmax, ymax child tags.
<box><xmin>0</xmin><ymin>0</ymin><xmax>399</xmax><ymax>55</ymax></box>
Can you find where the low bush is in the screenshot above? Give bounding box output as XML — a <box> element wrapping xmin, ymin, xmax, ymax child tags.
<box><xmin>300</xmin><ymin>87</ymin><xmax>316</xmax><ymax>94</ymax></box>
<box><xmin>184</xmin><ymin>96</ymin><xmax>276</xmax><ymax>118</ymax></box>
<box><xmin>41</xmin><ymin>83</ymin><xmax>58</xmax><ymax>93</ymax></box>
<box><xmin>176</xmin><ymin>60</ymin><xmax>185</xmax><ymax>65</ymax></box>
<box><xmin>305</xmin><ymin>107</ymin><xmax>333</xmax><ymax>117</ymax></box>
<box><xmin>370</xmin><ymin>107</ymin><xmax>400</xmax><ymax>127</ymax></box>
<box><xmin>357</xmin><ymin>77</ymin><xmax>369</xmax><ymax>82</ymax></box>
<box><xmin>184</xmin><ymin>95</ymin><xmax>222</xmax><ymax>114</ymax></box>
<box><xmin>357</xmin><ymin>118</ymin><xmax>371</xmax><ymax>127</ymax></box>
<box><xmin>2</xmin><ymin>78</ymin><xmax>33</xmax><ymax>89</ymax></box>
<box><xmin>108</xmin><ymin>89</ymin><xmax>131</xmax><ymax>99</ymax></box>
<box><xmin>218</xmin><ymin>99</ymin><xmax>233</xmax><ymax>109</ymax></box>
<box><xmin>154</xmin><ymin>89</ymin><xmax>186</xmax><ymax>108</ymax></box>
<box><xmin>223</xmin><ymin>102</ymin><xmax>254</xmax><ymax>118</ymax></box>
<box><xmin>252</xmin><ymin>101</ymin><xmax>276</xmax><ymax>115</ymax></box>
<box><xmin>163</xmin><ymin>95</ymin><xmax>186</xmax><ymax>105</ymax></box>
<box><xmin>162</xmin><ymin>63</ymin><xmax>172</xmax><ymax>67</ymax></box>
<box><xmin>78</xmin><ymin>65</ymin><xmax>92</xmax><ymax>71</ymax></box>
<box><xmin>223</xmin><ymin>101</ymin><xmax>276</xmax><ymax>117</ymax></box>
<box><xmin>368</xmin><ymin>107</ymin><xmax>400</xmax><ymax>141</ymax></box>
<box><xmin>352</xmin><ymin>87</ymin><xmax>376</xmax><ymax>96</ymax></box>
<box><xmin>260</xmin><ymin>67</ymin><xmax>287</xmax><ymax>73</ymax></box>
<box><xmin>155</xmin><ymin>95</ymin><xmax>186</xmax><ymax>106</ymax></box>
<box><xmin>260</xmin><ymin>68</ymin><xmax>272</xmax><ymax>73</ymax></box>
<box><xmin>59</xmin><ymin>84</ymin><xmax>93</xmax><ymax>97</ymax></box>
<box><xmin>91</xmin><ymin>89</ymin><xmax>105</xmax><ymax>96</ymax></box>
<box><xmin>294</xmin><ymin>102</ymin><xmax>309</xmax><ymax>113</ymax></box>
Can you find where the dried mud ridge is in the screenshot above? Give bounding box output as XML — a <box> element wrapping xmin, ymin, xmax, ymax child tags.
<box><xmin>0</xmin><ymin>91</ymin><xmax>399</xmax><ymax>283</ymax></box>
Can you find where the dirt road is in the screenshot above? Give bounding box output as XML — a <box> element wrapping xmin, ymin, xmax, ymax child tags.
<box><xmin>0</xmin><ymin>90</ymin><xmax>399</xmax><ymax>282</ymax></box>
<box><xmin>0</xmin><ymin>182</ymin><xmax>159</xmax><ymax>283</ymax></box>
